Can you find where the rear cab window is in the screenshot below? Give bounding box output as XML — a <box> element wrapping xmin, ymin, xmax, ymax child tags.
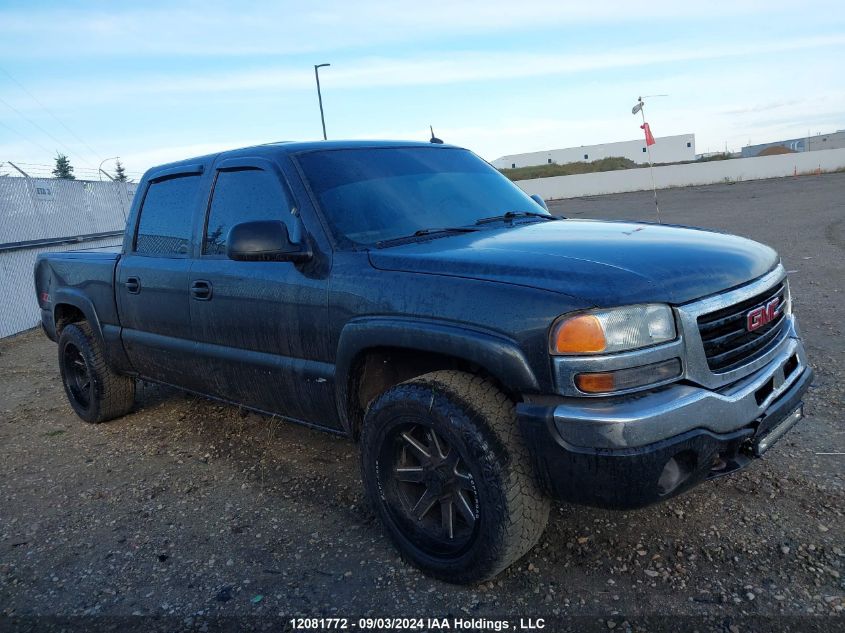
<box><xmin>134</xmin><ymin>174</ymin><xmax>201</xmax><ymax>256</ymax></box>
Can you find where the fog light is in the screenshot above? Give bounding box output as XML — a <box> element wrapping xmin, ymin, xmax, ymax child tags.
<box><xmin>657</xmin><ymin>450</ymin><xmax>696</xmax><ymax>496</ymax></box>
<box><xmin>574</xmin><ymin>358</ymin><xmax>682</xmax><ymax>394</ymax></box>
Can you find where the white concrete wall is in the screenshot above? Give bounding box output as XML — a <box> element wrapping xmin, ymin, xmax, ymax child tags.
<box><xmin>515</xmin><ymin>146</ymin><xmax>845</xmax><ymax>200</ymax></box>
<box><xmin>493</xmin><ymin>134</ymin><xmax>696</xmax><ymax>169</ymax></box>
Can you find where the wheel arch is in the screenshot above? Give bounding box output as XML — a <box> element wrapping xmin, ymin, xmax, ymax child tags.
<box><xmin>53</xmin><ymin>290</ymin><xmax>103</xmax><ymax>341</ymax></box>
<box><xmin>335</xmin><ymin>318</ymin><xmax>540</xmax><ymax>439</ymax></box>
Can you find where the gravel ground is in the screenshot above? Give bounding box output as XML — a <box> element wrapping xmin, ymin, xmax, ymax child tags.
<box><xmin>0</xmin><ymin>173</ymin><xmax>843</xmax><ymax>630</ymax></box>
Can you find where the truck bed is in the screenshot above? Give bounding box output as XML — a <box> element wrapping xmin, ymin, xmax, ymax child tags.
<box><xmin>34</xmin><ymin>250</ymin><xmax>122</xmax><ymax>341</ymax></box>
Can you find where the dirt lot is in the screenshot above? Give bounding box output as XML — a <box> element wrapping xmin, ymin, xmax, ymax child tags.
<box><xmin>1</xmin><ymin>173</ymin><xmax>843</xmax><ymax>630</ymax></box>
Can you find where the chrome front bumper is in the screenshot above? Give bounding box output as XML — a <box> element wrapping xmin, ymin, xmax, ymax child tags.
<box><xmin>550</xmin><ymin>325</ymin><xmax>808</xmax><ymax>450</ymax></box>
<box><xmin>519</xmin><ymin>358</ymin><xmax>811</xmax><ymax>508</ymax></box>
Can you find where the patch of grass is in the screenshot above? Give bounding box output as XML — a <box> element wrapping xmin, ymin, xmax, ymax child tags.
<box><xmin>692</xmin><ymin>152</ymin><xmax>733</xmax><ymax>163</ymax></box>
<box><xmin>499</xmin><ymin>156</ymin><xmax>638</xmax><ymax>181</ymax></box>
<box><xmin>500</xmin><ymin>152</ymin><xmax>744</xmax><ymax>181</ymax></box>
<box><xmin>44</xmin><ymin>429</ymin><xmax>65</xmax><ymax>437</ymax></box>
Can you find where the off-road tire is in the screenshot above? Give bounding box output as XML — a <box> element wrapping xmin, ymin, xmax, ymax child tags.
<box><xmin>360</xmin><ymin>370</ymin><xmax>549</xmax><ymax>583</ymax></box>
<box><xmin>58</xmin><ymin>322</ymin><xmax>135</xmax><ymax>423</ymax></box>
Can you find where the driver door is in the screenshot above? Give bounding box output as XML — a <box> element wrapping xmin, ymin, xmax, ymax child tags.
<box><xmin>187</xmin><ymin>157</ymin><xmax>336</xmax><ymax>427</ymax></box>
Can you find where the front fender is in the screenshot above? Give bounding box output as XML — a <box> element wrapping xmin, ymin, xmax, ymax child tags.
<box><xmin>335</xmin><ymin>316</ymin><xmax>540</xmax><ymax>432</ymax></box>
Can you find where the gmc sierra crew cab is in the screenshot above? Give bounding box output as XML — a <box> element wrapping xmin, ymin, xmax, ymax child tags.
<box><xmin>35</xmin><ymin>140</ymin><xmax>812</xmax><ymax>583</ymax></box>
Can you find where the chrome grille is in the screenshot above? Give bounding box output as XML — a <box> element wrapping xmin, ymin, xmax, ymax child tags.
<box><xmin>697</xmin><ymin>281</ymin><xmax>787</xmax><ymax>373</ymax></box>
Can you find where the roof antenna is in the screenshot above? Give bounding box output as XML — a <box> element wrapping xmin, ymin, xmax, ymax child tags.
<box><xmin>429</xmin><ymin>125</ymin><xmax>443</xmax><ymax>144</ymax></box>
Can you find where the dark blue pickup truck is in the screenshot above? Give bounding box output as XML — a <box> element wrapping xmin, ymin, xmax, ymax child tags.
<box><xmin>35</xmin><ymin>140</ymin><xmax>812</xmax><ymax>583</ymax></box>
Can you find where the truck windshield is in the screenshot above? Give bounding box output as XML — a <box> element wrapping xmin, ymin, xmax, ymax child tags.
<box><xmin>296</xmin><ymin>147</ymin><xmax>548</xmax><ymax>246</ymax></box>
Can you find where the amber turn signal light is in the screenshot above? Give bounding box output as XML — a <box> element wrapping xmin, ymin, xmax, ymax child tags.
<box><xmin>552</xmin><ymin>314</ymin><xmax>606</xmax><ymax>354</ymax></box>
<box><xmin>574</xmin><ymin>358</ymin><xmax>682</xmax><ymax>394</ymax></box>
<box><xmin>574</xmin><ymin>372</ymin><xmax>616</xmax><ymax>393</ymax></box>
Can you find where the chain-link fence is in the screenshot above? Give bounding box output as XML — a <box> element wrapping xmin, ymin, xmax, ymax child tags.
<box><xmin>0</xmin><ymin>176</ymin><xmax>137</xmax><ymax>338</ymax></box>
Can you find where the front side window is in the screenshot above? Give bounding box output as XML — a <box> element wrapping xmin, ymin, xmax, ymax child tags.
<box><xmin>296</xmin><ymin>147</ymin><xmax>544</xmax><ymax>246</ymax></box>
<box><xmin>135</xmin><ymin>174</ymin><xmax>200</xmax><ymax>256</ymax></box>
<box><xmin>203</xmin><ymin>168</ymin><xmax>291</xmax><ymax>255</ymax></box>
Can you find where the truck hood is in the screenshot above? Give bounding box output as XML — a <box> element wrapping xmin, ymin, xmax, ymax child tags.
<box><xmin>368</xmin><ymin>220</ymin><xmax>779</xmax><ymax>305</ymax></box>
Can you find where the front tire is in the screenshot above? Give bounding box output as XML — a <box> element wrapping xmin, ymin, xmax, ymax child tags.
<box><xmin>58</xmin><ymin>322</ymin><xmax>135</xmax><ymax>423</ymax></box>
<box><xmin>360</xmin><ymin>370</ymin><xmax>549</xmax><ymax>583</ymax></box>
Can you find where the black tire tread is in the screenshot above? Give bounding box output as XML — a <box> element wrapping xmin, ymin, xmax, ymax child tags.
<box><xmin>362</xmin><ymin>369</ymin><xmax>549</xmax><ymax>583</ymax></box>
<box><xmin>59</xmin><ymin>322</ymin><xmax>135</xmax><ymax>423</ymax></box>
<box><xmin>412</xmin><ymin>370</ymin><xmax>549</xmax><ymax>578</ymax></box>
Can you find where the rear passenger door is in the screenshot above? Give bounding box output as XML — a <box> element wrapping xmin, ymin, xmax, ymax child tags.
<box><xmin>187</xmin><ymin>158</ymin><xmax>336</xmax><ymax>427</ymax></box>
<box><xmin>117</xmin><ymin>168</ymin><xmax>205</xmax><ymax>388</ymax></box>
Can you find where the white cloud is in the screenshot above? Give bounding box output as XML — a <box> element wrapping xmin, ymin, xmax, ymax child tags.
<box><xmin>7</xmin><ymin>33</ymin><xmax>844</xmax><ymax>111</ymax></box>
<box><xmin>1</xmin><ymin>2</ymin><xmax>843</xmax><ymax>170</ymax></box>
<box><xmin>0</xmin><ymin>0</ymin><xmax>808</xmax><ymax>58</ymax></box>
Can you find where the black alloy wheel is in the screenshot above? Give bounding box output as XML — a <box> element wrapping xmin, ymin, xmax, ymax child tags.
<box><xmin>378</xmin><ymin>422</ymin><xmax>479</xmax><ymax>556</ymax></box>
<box><xmin>62</xmin><ymin>340</ymin><xmax>92</xmax><ymax>410</ymax></box>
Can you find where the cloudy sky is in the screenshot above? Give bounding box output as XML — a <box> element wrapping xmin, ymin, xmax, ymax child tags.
<box><xmin>0</xmin><ymin>0</ymin><xmax>843</xmax><ymax>177</ymax></box>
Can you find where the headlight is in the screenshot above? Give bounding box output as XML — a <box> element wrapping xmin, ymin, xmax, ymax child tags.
<box><xmin>550</xmin><ymin>304</ymin><xmax>676</xmax><ymax>355</ymax></box>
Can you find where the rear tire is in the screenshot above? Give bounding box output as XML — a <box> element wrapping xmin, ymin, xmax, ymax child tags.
<box><xmin>58</xmin><ymin>322</ymin><xmax>135</xmax><ymax>423</ymax></box>
<box><xmin>360</xmin><ymin>370</ymin><xmax>549</xmax><ymax>583</ymax></box>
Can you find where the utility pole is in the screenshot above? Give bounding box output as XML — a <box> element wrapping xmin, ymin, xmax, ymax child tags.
<box><xmin>8</xmin><ymin>161</ymin><xmax>37</xmax><ymax>212</ymax></box>
<box><xmin>314</xmin><ymin>63</ymin><xmax>331</xmax><ymax>140</ymax></box>
<box><xmin>7</xmin><ymin>161</ymin><xmax>31</xmax><ymax>178</ymax></box>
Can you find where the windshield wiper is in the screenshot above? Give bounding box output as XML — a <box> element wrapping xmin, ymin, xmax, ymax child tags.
<box><xmin>413</xmin><ymin>227</ymin><xmax>478</xmax><ymax>237</ymax></box>
<box><xmin>475</xmin><ymin>211</ymin><xmax>558</xmax><ymax>225</ymax></box>
<box><xmin>375</xmin><ymin>226</ymin><xmax>479</xmax><ymax>248</ymax></box>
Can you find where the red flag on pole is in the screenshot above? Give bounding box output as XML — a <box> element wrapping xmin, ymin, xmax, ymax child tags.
<box><xmin>641</xmin><ymin>122</ymin><xmax>656</xmax><ymax>146</ymax></box>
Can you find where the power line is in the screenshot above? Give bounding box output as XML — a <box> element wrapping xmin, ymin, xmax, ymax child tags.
<box><xmin>15</xmin><ymin>161</ymin><xmax>141</xmax><ymax>172</ymax></box>
<box><xmin>0</xmin><ymin>119</ymin><xmax>55</xmax><ymax>156</ymax></box>
<box><xmin>2</xmin><ymin>161</ymin><xmax>143</xmax><ymax>180</ymax></box>
<box><xmin>0</xmin><ymin>95</ymin><xmax>97</xmax><ymax>168</ymax></box>
<box><xmin>0</xmin><ymin>65</ymin><xmax>102</xmax><ymax>164</ymax></box>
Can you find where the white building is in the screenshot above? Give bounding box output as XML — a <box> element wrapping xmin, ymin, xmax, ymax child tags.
<box><xmin>492</xmin><ymin>134</ymin><xmax>696</xmax><ymax>169</ymax></box>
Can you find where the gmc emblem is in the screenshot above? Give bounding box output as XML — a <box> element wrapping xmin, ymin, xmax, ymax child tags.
<box><xmin>746</xmin><ymin>297</ymin><xmax>781</xmax><ymax>332</ymax></box>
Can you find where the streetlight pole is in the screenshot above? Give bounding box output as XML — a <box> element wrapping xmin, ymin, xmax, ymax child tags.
<box><xmin>314</xmin><ymin>63</ymin><xmax>330</xmax><ymax>140</ymax></box>
<box><xmin>99</xmin><ymin>156</ymin><xmax>119</xmax><ymax>181</ymax></box>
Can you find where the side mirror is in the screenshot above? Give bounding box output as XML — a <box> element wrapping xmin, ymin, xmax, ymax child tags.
<box><xmin>530</xmin><ymin>194</ymin><xmax>548</xmax><ymax>211</ymax></box>
<box><xmin>227</xmin><ymin>220</ymin><xmax>311</xmax><ymax>262</ymax></box>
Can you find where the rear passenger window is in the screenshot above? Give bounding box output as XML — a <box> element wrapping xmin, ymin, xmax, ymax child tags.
<box><xmin>135</xmin><ymin>175</ymin><xmax>200</xmax><ymax>256</ymax></box>
<box><xmin>203</xmin><ymin>168</ymin><xmax>292</xmax><ymax>255</ymax></box>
